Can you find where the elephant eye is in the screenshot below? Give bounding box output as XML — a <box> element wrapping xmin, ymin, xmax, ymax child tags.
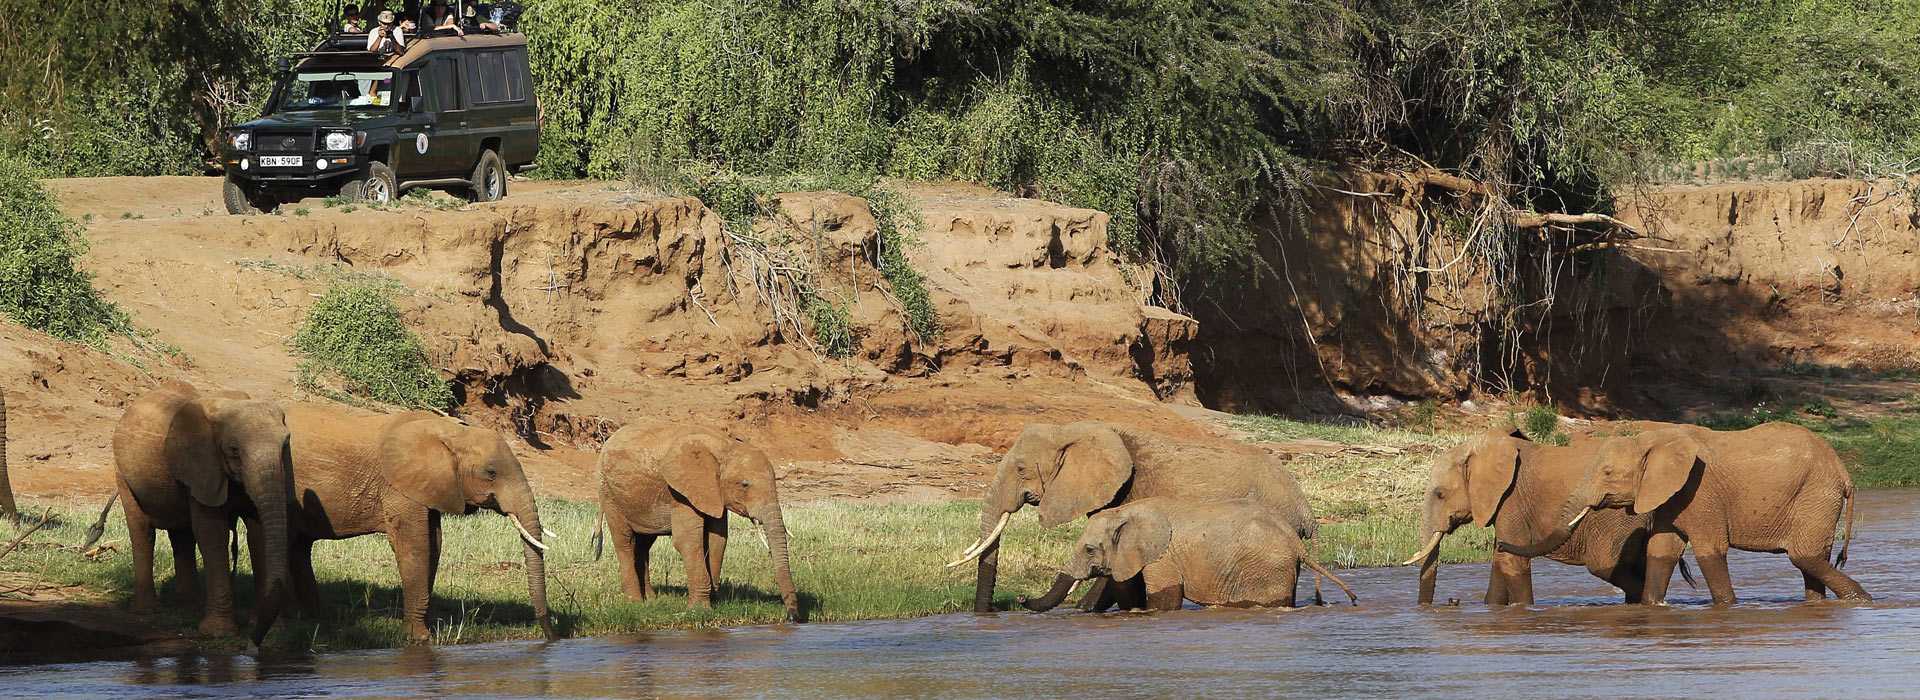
<box><xmin>484</xmin><ymin>467</ymin><xmax>499</xmax><ymax>481</ymax></box>
<box><xmin>1084</xmin><ymin>543</ymin><xmax>1097</xmax><ymax>552</ymax></box>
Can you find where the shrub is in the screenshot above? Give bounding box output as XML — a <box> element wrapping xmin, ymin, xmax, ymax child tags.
<box><xmin>0</xmin><ymin>156</ymin><xmax>134</xmax><ymax>345</ymax></box>
<box><xmin>1519</xmin><ymin>406</ymin><xmax>1568</xmax><ymax>446</ymax></box>
<box><xmin>291</xmin><ymin>281</ymin><xmax>452</xmax><ymax>410</ymax></box>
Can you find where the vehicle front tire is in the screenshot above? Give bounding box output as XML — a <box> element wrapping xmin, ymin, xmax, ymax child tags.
<box><xmin>467</xmin><ymin>149</ymin><xmax>506</xmax><ymax>203</ymax></box>
<box><xmin>349</xmin><ymin>161</ymin><xmax>398</xmax><ymax>205</ymax></box>
<box><xmin>223</xmin><ymin>177</ymin><xmax>277</xmax><ymax>215</ymax></box>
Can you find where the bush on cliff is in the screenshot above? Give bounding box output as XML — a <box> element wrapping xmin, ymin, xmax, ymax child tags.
<box><xmin>292</xmin><ymin>280</ymin><xmax>454</xmax><ymax>411</ymax></box>
<box><xmin>0</xmin><ymin>156</ymin><xmax>134</xmax><ymax>345</ymax></box>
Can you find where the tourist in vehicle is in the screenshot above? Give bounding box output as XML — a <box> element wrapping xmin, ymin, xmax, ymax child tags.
<box><xmin>488</xmin><ymin>0</ymin><xmax>522</xmax><ymax>30</ymax></box>
<box><xmin>367</xmin><ymin>10</ymin><xmax>406</xmax><ymax>53</ymax></box>
<box><xmin>340</xmin><ymin>5</ymin><xmax>366</xmax><ymax>33</ymax></box>
<box><xmin>424</xmin><ymin>0</ymin><xmax>464</xmax><ymax>36</ymax></box>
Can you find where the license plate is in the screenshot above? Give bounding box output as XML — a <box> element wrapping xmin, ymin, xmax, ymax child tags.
<box><xmin>260</xmin><ymin>155</ymin><xmax>303</xmax><ymax>167</ymax></box>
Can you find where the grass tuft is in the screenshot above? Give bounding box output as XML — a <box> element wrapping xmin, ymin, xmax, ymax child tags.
<box><xmin>290</xmin><ymin>280</ymin><xmax>453</xmax><ymax>411</ymax></box>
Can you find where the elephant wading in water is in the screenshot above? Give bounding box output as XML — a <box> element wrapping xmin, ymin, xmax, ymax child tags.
<box><xmin>285</xmin><ymin>405</ymin><xmax>554</xmax><ymax>642</ymax></box>
<box><xmin>590</xmin><ymin>421</ymin><xmax>799</xmax><ymax>621</ymax></box>
<box><xmin>1405</xmin><ymin>427</ymin><xmax>1691</xmax><ymax>606</ymax></box>
<box><xmin>113</xmin><ymin>384</ymin><xmax>293</xmax><ymax>643</ymax></box>
<box><xmin>1020</xmin><ymin>498</ymin><xmax>1356</xmax><ymax>611</ymax></box>
<box><xmin>1502</xmin><ymin>422</ymin><xmax>1869</xmax><ymax>605</ymax></box>
<box><xmin>948</xmin><ymin>421</ymin><xmax>1317</xmax><ymax>612</ymax></box>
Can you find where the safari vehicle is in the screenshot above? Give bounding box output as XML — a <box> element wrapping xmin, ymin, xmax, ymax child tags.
<box><xmin>220</xmin><ymin>10</ymin><xmax>538</xmax><ymax>214</ymax></box>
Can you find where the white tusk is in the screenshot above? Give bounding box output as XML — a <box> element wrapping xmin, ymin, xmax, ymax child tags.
<box><xmin>1065</xmin><ymin>579</ymin><xmax>1082</xmax><ymax>598</ymax></box>
<box><xmin>543</xmin><ymin>528</ymin><xmax>558</xmax><ymax>540</ymax></box>
<box><xmin>1567</xmin><ymin>506</ymin><xmax>1593</xmax><ymax>530</ymax></box>
<box><xmin>945</xmin><ymin>512</ymin><xmax>1013</xmax><ymax>568</ymax></box>
<box><xmin>758</xmin><ymin>526</ymin><xmax>771</xmax><ymax>550</ymax></box>
<box><xmin>1400</xmin><ymin>532</ymin><xmax>1443</xmax><ymax>567</ymax></box>
<box><xmin>511</xmin><ymin>517</ymin><xmax>548</xmax><ymax>552</ymax></box>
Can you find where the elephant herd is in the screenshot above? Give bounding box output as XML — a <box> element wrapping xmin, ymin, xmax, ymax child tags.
<box><xmin>97</xmin><ymin>382</ymin><xmax>796</xmax><ymax>645</ymax></box>
<box><xmin>948</xmin><ymin>419</ymin><xmax>1870</xmax><ymax>615</ymax></box>
<box><xmin>54</xmin><ymin>381</ymin><xmax>1873</xmax><ymax>647</ymax></box>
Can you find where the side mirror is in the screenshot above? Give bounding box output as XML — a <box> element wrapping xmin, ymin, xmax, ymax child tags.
<box><xmin>409</xmin><ymin>96</ymin><xmax>424</xmax><ymax>113</ymax></box>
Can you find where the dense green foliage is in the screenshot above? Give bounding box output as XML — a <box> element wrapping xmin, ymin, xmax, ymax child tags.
<box><xmin>292</xmin><ymin>281</ymin><xmax>454</xmax><ymax>410</ymax></box>
<box><xmin>6</xmin><ymin>0</ymin><xmax>1920</xmax><ymax>287</ymax></box>
<box><xmin>0</xmin><ymin>157</ymin><xmax>134</xmax><ymax>344</ymax></box>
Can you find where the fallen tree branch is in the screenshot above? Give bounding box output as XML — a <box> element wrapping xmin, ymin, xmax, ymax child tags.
<box><xmin>1508</xmin><ymin>212</ymin><xmax>1643</xmax><ymax>237</ymax></box>
<box><xmin>0</xmin><ymin>507</ymin><xmax>53</xmax><ymax>561</ymax></box>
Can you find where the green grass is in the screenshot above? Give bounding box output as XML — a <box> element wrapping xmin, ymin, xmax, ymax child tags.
<box><xmin>291</xmin><ymin>280</ymin><xmax>454</xmax><ymax>411</ymax></box>
<box><xmin>1230</xmin><ymin>414</ymin><xmax>1491</xmax><ymax>566</ymax></box>
<box><xmin>0</xmin><ymin>497</ymin><xmax>1091</xmax><ymax>651</ymax></box>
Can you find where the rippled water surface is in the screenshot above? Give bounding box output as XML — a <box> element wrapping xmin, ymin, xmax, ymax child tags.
<box><xmin>7</xmin><ymin>490</ymin><xmax>1917</xmax><ymax>698</ymax></box>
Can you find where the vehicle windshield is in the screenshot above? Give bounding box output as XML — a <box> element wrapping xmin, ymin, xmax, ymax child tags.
<box><xmin>273</xmin><ymin>70</ymin><xmax>396</xmax><ymax>113</ymax></box>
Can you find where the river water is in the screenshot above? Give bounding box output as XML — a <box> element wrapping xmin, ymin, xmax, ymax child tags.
<box><xmin>6</xmin><ymin>490</ymin><xmax>1917</xmax><ymax>698</ymax></box>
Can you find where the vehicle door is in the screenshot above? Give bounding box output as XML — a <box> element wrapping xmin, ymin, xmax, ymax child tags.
<box><xmin>463</xmin><ymin>48</ymin><xmax>534</xmax><ymax>165</ymax></box>
<box><xmin>391</xmin><ymin>69</ymin><xmax>436</xmax><ymax>178</ymax></box>
<box><xmin>419</xmin><ymin>52</ymin><xmax>474</xmax><ymax>176</ymax></box>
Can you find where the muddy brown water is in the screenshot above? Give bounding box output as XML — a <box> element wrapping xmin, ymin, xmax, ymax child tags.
<box><xmin>5</xmin><ymin>490</ymin><xmax>1917</xmax><ymax>698</ymax></box>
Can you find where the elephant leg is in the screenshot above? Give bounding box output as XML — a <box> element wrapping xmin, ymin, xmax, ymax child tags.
<box><xmin>1692</xmin><ymin>541</ymin><xmax>1737</xmax><ymax>606</ymax></box>
<box><xmin>634</xmin><ymin>535</ymin><xmax>657</xmax><ymax>599</ymax></box>
<box><xmin>1488</xmin><ymin>551</ymin><xmax>1532</xmax><ymax>605</ymax></box>
<box><xmin>1609</xmin><ymin>561</ymin><xmax>1648</xmax><ymax>604</ymax></box>
<box><xmin>612</xmin><ymin>527</ymin><xmax>643</xmax><ymax>601</ymax></box>
<box><xmin>125</xmin><ymin>501</ymin><xmax>160</xmax><ymax>612</ymax></box>
<box><xmin>1144</xmin><ymin>581</ymin><xmax>1183</xmax><ymax>611</ymax></box>
<box><xmin>670</xmin><ymin>506</ymin><xmax>713</xmax><ymax>609</ymax></box>
<box><xmin>1641</xmin><ymin>530</ymin><xmax>1685</xmax><ymax>606</ymax></box>
<box><xmin>705</xmin><ymin>514</ymin><xmax>728</xmax><ymax>600</ymax></box>
<box><xmin>187</xmin><ymin>505</ymin><xmax>239</xmax><ymax>637</ymax></box>
<box><xmin>1110</xmin><ymin>574</ymin><xmax>1146</xmax><ymax>610</ymax></box>
<box><xmin>1278</xmin><ymin>560</ymin><xmax>1301</xmax><ymax>608</ymax></box>
<box><xmin>390</xmin><ymin>514</ymin><xmax>436</xmax><ymax>642</ymax></box>
<box><xmin>1074</xmin><ymin>576</ymin><xmax>1114</xmax><ymax>612</ymax></box>
<box><xmin>1802</xmin><ymin>568</ymin><xmax>1828</xmax><ymax>601</ymax></box>
<box><xmin>169</xmin><ymin>528</ymin><xmax>201</xmax><ymax>606</ymax></box>
<box><xmin>1789</xmin><ymin>549</ymin><xmax>1870</xmax><ymax>602</ymax></box>
<box><xmin>291</xmin><ymin>536</ymin><xmax>321</xmax><ymax>613</ymax></box>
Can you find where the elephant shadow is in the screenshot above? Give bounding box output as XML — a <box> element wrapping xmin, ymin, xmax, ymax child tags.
<box><xmin>639</xmin><ymin>581</ymin><xmax>823</xmax><ymax>622</ymax></box>
<box><xmin>224</xmin><ymin>571</ymin><xmax>570</xmax><ymax>646</ymax></box>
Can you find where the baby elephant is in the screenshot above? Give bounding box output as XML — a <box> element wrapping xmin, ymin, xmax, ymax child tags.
<box><xmin>1022</xmin><ymin>498</ymin><xmax>1356</xmax><ymax>611</ymax></box>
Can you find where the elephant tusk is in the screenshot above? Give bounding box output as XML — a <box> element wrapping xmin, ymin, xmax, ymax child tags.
<box><xmin>511</xmin><ymin>516</ymin><xmax>549</xmax><ymax>552</ymax></box>
<box><xmin>543</xmin><ymin>528</ymin><xmax>558</xmax><ymax>540</ymax></box>
<box><xmin>1400</xmin><ymin>532</ymin><xmax>1443</xmax><ymax>567</ymax></box>
<box><xmin>945</xmin><ymin>512</ymin><xmax>1013</xmax><ymax>568</ymax></box>
<box><xmin>758</xmin><ymin>526</ymin><xmax>771</xmax><ymax>550</ymax></box>
<box><xmin>1567</xmin><ymin>506</ymin><xmax>1593</xmax><ymax>530</ymax></box>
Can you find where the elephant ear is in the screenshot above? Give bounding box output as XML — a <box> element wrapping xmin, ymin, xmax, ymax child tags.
<box><xmin>1106</xmin><ymin>507</ymin><xmax>1172</xmax><ymax>581</ymax></box>
<box><xmin>1633</xmin><ymin>432</ymin><xmax>1706</xmax><ymax>515</ymax></box>
<box><xmin>380</xmin><ymin>420</ymin><xmax>467</xmax><ymax>514</ymax></box>
<box><xmin>1036</xmin><ymin>424</ymin><xmax>1133</xmax><ymax>528</ymax></box>
<box><xmin>1465</xmin><ymin>433</ymin><xmax>1522</xmax><ymax>527</ymax></box>
<box><xmin>663</xmin><ymin>438</ymin><xmax>725</xmax><ymax>518</ymax></box>
<box><xmin>166</xmin><ymin>399</ymin><xmax>229</xmax><ymax>508</ymax></box>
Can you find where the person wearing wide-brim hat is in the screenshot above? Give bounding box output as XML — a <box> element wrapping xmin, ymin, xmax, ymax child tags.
<box><xmin>367</xmin><ymin>8</ymin><xmax>406</xmax><ymax>53</ymax></box>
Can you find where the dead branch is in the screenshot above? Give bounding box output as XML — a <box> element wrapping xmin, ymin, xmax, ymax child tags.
<box><xmin>1508</xmin><ymin>212</ymin><xmax>1643</xmax><ymax>238</ymax></box>
<box><xmin>0</xmin><ymin>507</ymin><xmax>53</xmax><ymax>561</ymax></box>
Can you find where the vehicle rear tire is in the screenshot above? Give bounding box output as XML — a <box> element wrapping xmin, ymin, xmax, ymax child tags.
<box><xmin>467</xmin><ymin>150</ymin><xmax>506</xmax><ymax>203</ymax></box>
<box><xmin>349</xmin><ymin>161</ymin><xmax>398</xmax><ymax>205</ymax></box>
<box><xmin>223</xmin><ymin>177</ymin><xmax>276</xmax><ymax>215</ymax></box>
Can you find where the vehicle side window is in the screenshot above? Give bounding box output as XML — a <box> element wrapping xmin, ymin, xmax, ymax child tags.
<box><xmin>402</xmin><ymin>70</ymin><xmax>424</xmax><ymax>111</ymax></box>
<box><xmin>432</xmin><ymin>55</ymin><xmax>462</xmax><ymax>111</ymax></box>
<box><xmin>506</xmin><ymin>48</ymin><xmax>529</xmax><ymax>102</ymax></box>
<box><xmin>469</xmin><ymin>50</ymin><xmax>512</xmax><ymax>105</ymax></box>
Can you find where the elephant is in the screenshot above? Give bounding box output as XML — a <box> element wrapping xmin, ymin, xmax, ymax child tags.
<box><xmin>1501</xmin><ymin>421</ymin><xmax>1869</xmax><ymax>605</ymax></box>
<box><xmin>1018</xmin><ymin>498</ymin><xmax>1356</xmax><ymax>611</ymax></box>
<box><xmin>283</xmin><ymin>404</ymin><xmax>554</xmax><ymax>642</ymax></box>
<box><xmin>112</xmin><ymin>383</ymin><xmax>292</xmax><ymax>644</ymax></box>
<box><xmin>1405</xmin><ymin>426</ymin><xmax>1687</xmax><ymax>606</ymax></box>
<box><xmin>589</xmin><ymin>420</ymin><xmax>799</xmax><ymax>621</ymax></box>
<box><xmin>948</xmin><ymin>421</ymin><xmax>1318</xmax><ymax>613</ymax></box>
<box><xmin>0</xmin><ymin>387</ymin><xmax>14</xmax><ymax>526</ymax></box>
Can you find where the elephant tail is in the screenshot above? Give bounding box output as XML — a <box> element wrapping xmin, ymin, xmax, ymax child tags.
<box><xmin>589</xmin><ymin>515</ymin><xmax>605</xmax><ymax>562</ymax></box>
<box><xmin>1301</xmin><ymin>556</ymin><xmax>1358</xmax><ymax>606</ymax></box>
<box><xmin>1677</xmin><ymin>558</ymin><xmax>1698</xmax><ymax>590</ymax></box>
<box><xmin>80</xmin><ymin>492</ymin><xmax>119</xmax><ymax>551</ymax></box>
<box><xmin>1835</xmin><ymin>487</ymin><xmax>1855</xmax><ymax>570</ymax></box>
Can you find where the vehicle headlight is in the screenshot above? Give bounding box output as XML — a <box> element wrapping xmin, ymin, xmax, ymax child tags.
<box><xmin>230</xmin><ymin>131</ymin><xmax>251</xmax><ymax>151</ymax></box>
<box><xmin>323</xmin><ymin>130</ymin><xmax>355</xmax><ymax>151</ymax></box>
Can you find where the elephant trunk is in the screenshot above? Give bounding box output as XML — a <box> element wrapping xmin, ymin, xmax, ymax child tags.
<box><xmin>242</xmin><ymin>461</ymin><xmax>291</xmax><ymax>645</ymax></box>
<box><xmin>758</xmin><ymin>506</ymin><xmax>800</xmax><ymax>622</ymax></box>
<box><xmin>510</xmin><ymin>507</ymin><xmax>554</xmax><ymax>640</ymax></box>
<box><xmin>1497</xmin><ymin>495</ymin><xmax>1593</xmax><ymax>559</ymax></box>
<box><xmin>970</xmin><ymin>477</ymin><xmax>1024</xmax><ymax>613</ymax></box>
<box><xmin>1018</xmin><ymin>573</ymin><xmax>1079</xmax><ymax>612</ymax></box>
<box><xmin>0</xmin><ymin>388</ymin><xmax>15</xmax><ymax>526</ymax></box>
